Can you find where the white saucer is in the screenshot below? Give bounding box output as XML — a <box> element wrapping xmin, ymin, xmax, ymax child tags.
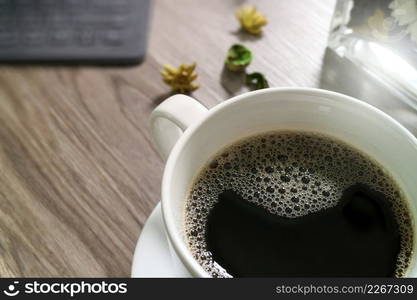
<box><xmin>131</xmin><ymin>203</ymin><xmax>192</xmax><ymax>277</ymax></box>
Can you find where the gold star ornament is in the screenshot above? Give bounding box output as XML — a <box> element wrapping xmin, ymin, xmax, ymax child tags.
<box><xmin>160</xmin><ymin>63</ymin><xmax>199</xmax><ymax>93</ymax></box>
<box><xmin>236</xmin><ymin>5</ymin><xmax>268</xmax><ymax>35</ymax></box>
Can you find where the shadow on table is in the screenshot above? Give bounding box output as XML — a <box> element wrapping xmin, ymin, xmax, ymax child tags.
<box><xmin>150</xmin><ymin>92</ymin><xmax>175</xmax><ymax>107</ymax></box>
<box><xmin>230</xmin><ymin>29</ymin><xmax>263</xmax><ymax>43</ymax></box>
<box><xmin>220</xmin><ymin>65</ymin><xmax>246</xmax><ymax>96</ymax></box>
<box><xmin>319</xmin><ymin>48</ymin><xmax>417</xmax><ymax>136</ymax></box>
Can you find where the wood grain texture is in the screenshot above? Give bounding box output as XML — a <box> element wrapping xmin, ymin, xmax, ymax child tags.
<box><xmin>0</xmin><ymin>0</ymin><xmax>361</xmax><ymax>277</ymax></box>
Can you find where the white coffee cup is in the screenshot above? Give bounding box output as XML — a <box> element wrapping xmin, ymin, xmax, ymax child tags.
<box><xmin>150</xmin><ymin>87</ymin><xmax>417</xmax><ymax>277</ymax></box>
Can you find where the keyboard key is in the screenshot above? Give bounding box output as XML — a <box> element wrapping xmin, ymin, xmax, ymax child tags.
<box><xmin>102</xmin><ymin>30</ymin><xmax>124</xmax><ymax>46</ymax></box>
<box><xmin>47</xmin><ymin>14</ymin><xmax>72</xmax><ymax>27</ymax></box>
<box><xmin>0</xmin><ymin>0</ymin><xmax>12</xmax><ymax>8</ymax></box>
<box><xmin>72</xmin><ymin>14</ymin><xmax>129</xmax><ymax>29</ymax></box>
<box><xmin>63</xmin><ymin>0</ymin><xmax>85</xmax><ymax>10</ymax></box>
<box><xmin>21</xmin><ymin>31</ymin><xmax>44</xmax><ymax>45</ymax></box>
<box><xmin>15</xmin><ymin>0</ymin><xmax>36</xmax><ymax>9</ymax></box>
<box><xmin>50</xmin><ymin>30</ymin><xmax>72</xmax><ymax>45</ymax></box>
<box><xmin>90</xmin><ymin>0</ymin><xmax>129</xmax><ymax>13</ymax></box>
<box><xmin>109</xmin><ymin>15</ymin><xmax>128</xmax><ymax>29</ymax></box>
<box><xmin>72</xmin><ymin>14</ymin><xmax>99</xmax><ymax>26</ymax></box>
<box><xmin>41</xmin><ymin>0</ymin><xmax>63</xmax><ymax>9</ymax></box>
<box><xmin>19</xmin><ymin>16</ymin><xmax>45</xmax><ymax>27</ymax></box>
<box><xmin>0</xmin><ymin>16</ymin><xmax>16</xmax><ymax>28</ymax></box>
<box><xmin>77</xmin><ymin>30</ymin><xmax>95</xmax><ymax>46</ymax></box>
<box><xmin>0</xmin><ymin>31</ymin><xmax>17</xmax><ymax>46</ymax></box>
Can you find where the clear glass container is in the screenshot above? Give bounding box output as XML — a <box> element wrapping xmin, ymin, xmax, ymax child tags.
<box><xmin>329</xmin><ymin>0</ymin><xmax>417</xmax><ymax>110</ymax></box>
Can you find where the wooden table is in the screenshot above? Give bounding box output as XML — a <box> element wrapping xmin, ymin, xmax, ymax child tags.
<box><xmin>1</xmin><ymin>0</ymin><xmax>416</xmax><ymax>277</ymax></box>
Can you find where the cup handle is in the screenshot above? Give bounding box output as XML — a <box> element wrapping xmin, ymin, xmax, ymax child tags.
<box><xmin>150</xmin><ymin>94</ymin><xmax>209</xmax><ymax>160</ymax></box>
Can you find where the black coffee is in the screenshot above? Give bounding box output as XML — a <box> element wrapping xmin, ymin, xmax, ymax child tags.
<box><xmin>185</xmin><ymin>131</ymin><xmax>413</xmax><ymax>277</ymax></box>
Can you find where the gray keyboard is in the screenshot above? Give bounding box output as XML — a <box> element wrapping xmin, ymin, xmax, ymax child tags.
<box><xmin>0</xmin><ymin>0</ymin><xmax>150</xmax><ymax>64</ymax></box>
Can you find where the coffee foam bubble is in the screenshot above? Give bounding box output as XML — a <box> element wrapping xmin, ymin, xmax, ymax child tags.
<box><xmin>185</xmin><ymin>131</ymin><xmax>414</xmax><ymax>278</ymax></box>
